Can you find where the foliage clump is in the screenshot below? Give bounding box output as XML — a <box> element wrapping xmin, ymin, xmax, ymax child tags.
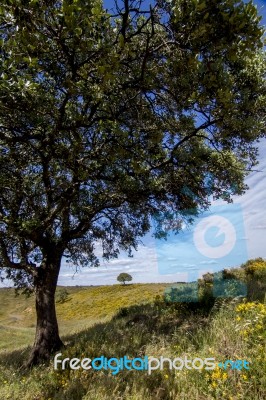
<box><xmin>117</xmin><ymin>272</ymin><xmax>133</xmax><ymax>285</ymax></box>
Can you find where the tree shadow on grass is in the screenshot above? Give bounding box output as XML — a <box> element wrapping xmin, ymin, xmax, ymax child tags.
<box><xmin>0</xmin><ymin>346</ymin><xmax>31</xmax><ymax>369</ymax></box>
<box><xmin>0</xmin><ymin>298</ymin><xmax>211</xmax><ymax>372</ymax></box>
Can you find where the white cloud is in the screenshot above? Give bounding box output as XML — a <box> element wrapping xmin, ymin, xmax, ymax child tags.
<box><xmin>199</xmin><ymin>260</ymin><xmax>218</xmax><ymax>265</ymax></box>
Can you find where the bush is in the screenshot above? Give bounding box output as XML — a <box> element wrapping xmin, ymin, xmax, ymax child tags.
<box><xmin>241</xmin><ymin>258</ymin><xmax>266</xmax><ymax>301</ymax></box>
<box><xmin>56</xmin><ymin>288</ymin><xmax>70</xmax><ymax>304</ymax></box>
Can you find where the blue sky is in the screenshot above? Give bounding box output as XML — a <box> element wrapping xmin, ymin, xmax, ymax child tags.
<box><xmin>1</xmin><ymin>0</ymin><xmax>265</xmax><ymax>287</ymax></box>
<box><xmin>57</xmin><ymin>141</ymin><xmax>266</xmax><ymax>286</ymax></box>
<box><xmin>56</xmin><ymin>0</ymin><xmax>266</xmax><ymax>286</ymax></box>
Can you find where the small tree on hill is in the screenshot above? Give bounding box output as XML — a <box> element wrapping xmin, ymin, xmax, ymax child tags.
<box><xmin>117</xmin><ymin>273</ymin><xmax>133</xmax><ymax>285</ymax></box>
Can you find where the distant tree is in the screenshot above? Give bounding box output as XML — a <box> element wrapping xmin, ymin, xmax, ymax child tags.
<box><xmin>117</xmin><ymin>273</ymin><xmax>133</xmax><ymax>285</ymax></box>
<box><xmin>0</xmin><ymin>0</ymin><xmax>265</xmax><ymax>366</ymax></box>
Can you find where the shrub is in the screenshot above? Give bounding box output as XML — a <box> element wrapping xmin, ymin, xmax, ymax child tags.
<box><xmin>56</xmin><ymin>288</ymin><xmax>70</xmax><ymax>304</ymax></box>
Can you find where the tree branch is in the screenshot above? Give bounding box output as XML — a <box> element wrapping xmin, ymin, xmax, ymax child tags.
<box><xmin>0</xmin><ymin>237</ymin><xmax>37</xmax><ymax>276</ymax></box>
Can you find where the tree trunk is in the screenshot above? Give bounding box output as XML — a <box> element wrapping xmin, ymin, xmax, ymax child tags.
<box><xmin>26</xmin><ymin>252</ymin><xmax>64</xmax><ymax>367</ymax></box>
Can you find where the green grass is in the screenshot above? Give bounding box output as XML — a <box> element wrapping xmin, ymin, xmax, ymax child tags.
<box><xmin>0</xmin><ymin>262</ymin><xmax>265</xmax><ymax>400</ymax></box>
<box><xmin>0</xmin><ymin>296</ymin><xmax>265</xmax><ymax>400</ymax></box>
<box><xmin>0</xmin><ymin>283</ymin><xmax>168</xmax><ymax>352</ymax></box>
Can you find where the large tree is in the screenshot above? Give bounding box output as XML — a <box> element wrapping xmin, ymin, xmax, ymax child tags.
<box><xmin>0</xmin><ymin>0</ymin><xmax>265</xmax><ymax>365</ymax></box>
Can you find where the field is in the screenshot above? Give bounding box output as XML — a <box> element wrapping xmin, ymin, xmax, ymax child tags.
<box><xmin>0</xmin><ymin>260</ymin><xmax>265</xmax><ymax>400</ymax></box>
<box><xmin>0</xmin><ymin>283</ymin><xmax>168</xmax><ymax>352</ymax></box>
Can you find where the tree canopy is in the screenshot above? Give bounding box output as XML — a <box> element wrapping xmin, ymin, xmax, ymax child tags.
<box><xmin>0</xmin><ymin>0</ymin><xmax>265</xmax><ymax>364</ymax></box>
<box><xmin>117</xmin><ymin>272</ymin><xmax>133</xmax><ymax>284</ymax></box>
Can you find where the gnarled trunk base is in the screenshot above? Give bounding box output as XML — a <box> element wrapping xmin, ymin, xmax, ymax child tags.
<box><xmin>26</xmin><ymin>256</ymin><xmax>64</xmax><ymax>368</ymax></box>
<box><xmin>26</xmin><ymin>331</ymin><xmax>64</xmax><ymax>368</ymax></box>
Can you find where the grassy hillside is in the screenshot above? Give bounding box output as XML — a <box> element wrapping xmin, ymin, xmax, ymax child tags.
<box><xmin>0</xmin><ymin>283</ymin><xmax>168</xmax><ymax>352</ymax></box>
<box><xmin>0</xmin><ymin>260</ymin><xmax>265</xmax><ymax>399</ymax></box>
